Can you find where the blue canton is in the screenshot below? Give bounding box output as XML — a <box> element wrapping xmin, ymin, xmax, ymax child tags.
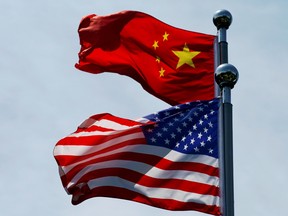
<box><xmin>142</xmin><ymin>98</ymin><xmax>219</xmax><ymax>158</ymax></box>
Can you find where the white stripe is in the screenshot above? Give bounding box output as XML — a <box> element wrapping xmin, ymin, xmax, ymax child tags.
<box><xmin>87</xmin><ymin>176</ymin><xmax>220</xmax><ymax>206</ymax></box>
<box><xmin>59</xmin><ymin>144</ymin><xmax>218</xmax><ymax>174</ymax></box>
<box><xmin>54</xmin><ymin>131</ymin><xmax>144</xmax><ymax>156</ymax></box>
<box><xmin>134</xmin><ymin>117</ymin><xmax>150</xmax><ymax>123</ymax></box>
<box><xmin>91</xmin><ymin>119</ymin><xmax>137</xmax><ymax>130</ymax></box>
<box><xmin>67</xmin><ymin>159</ymin><xmax>219</xmax><ymax>188</ymax></box>
<box><xmin>68</xmin><ymin>128</ymin><xmax>135</xmax><ymax>137</ymax></box>
<box><xmin>70</xmin><ymin>119</ymin><xmax>141</xmax><ymax>137</ymax></box>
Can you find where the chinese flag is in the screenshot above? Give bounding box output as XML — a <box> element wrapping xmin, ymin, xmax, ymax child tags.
<box><xmin>76</xmin><ymin>11</ymin><xmax>216</xmax><ymax>105</ymax></box>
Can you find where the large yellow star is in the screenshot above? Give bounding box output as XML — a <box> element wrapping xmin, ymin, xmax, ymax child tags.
<box><xmin>172</xmin><ymin>44</ymin><xmax>200</xmax><ymax>69</ymax></box>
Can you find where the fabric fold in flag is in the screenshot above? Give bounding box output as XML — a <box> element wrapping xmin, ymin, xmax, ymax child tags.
<box><xmin>54</xmin><ymin>98</ymin><xmax>220</xmax><ymax>215</ymax></box>
<box><xmin>75</xmin><ymin>10</ymin><xmax>216</xmax><ymax>105</ymax></box>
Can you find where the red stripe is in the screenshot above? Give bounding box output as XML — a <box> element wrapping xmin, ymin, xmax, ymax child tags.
<box><xmin>79</xmin><ymin>113</ymin><xmax>142</xmax><ymax>128</ymax></box>
<box><xmin>76</xmin><ymin>125</ymin><xmax>116</xmax><ymax>133</ymax></box>
<box><xmin>71</xmin><ymin>186</ymin><xmax>220</xmax><ymax>215</ymax></box>
<box><xmin>56</xmin><ymin>127</ymin><xmax>143</xmax><ymax>146</ymax></box>
<box><xmin>55</xmin><ymin>136</ymin><xmax>146</xmax><ymax>166</ymax></box>
<box><xmin>87</xmin><ymin>113</ymin><xmax>143</xmax><ymax>127</ymax></box>
<box><xmin>67</xmin><ymin>167</ymin><xmax>219</xmax><ymax>196</ymax></box>
<box><xmin>62</xmin><ymin>150</ymin><xmax>218</xmax><ymax>183</ymax></box>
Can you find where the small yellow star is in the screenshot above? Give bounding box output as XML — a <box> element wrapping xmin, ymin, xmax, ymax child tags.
<box><xmin>163</xmin><ymin>32</ymin><xmax>169</xmax><ymax>41</ymax></box>
<box><xmin>156</xmin><ymin>56</ymin><xmax>161</xmax><ymax>63</ymax></box>
<box><xmin>152</xmin><ymin>41</ymin><xmax>159</xmax><ymax>50</ymax></box>
<box><xmin>159</xmin><ymin>67</ymin><xmax>165</xmax><ymax>77</ymax></box>
<box><xmin>172</xmin><ymin>43</ymin><xmax>200</xmax><ymax>69</ymax></box>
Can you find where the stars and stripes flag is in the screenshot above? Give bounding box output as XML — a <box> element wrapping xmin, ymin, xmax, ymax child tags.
<box><xmin>53</xmin><ymin>98</ymin><xmax>220</xmax><ymax>215</ymax></box>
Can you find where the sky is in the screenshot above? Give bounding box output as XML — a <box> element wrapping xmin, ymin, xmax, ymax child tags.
<box><xmin>1</xmin><ymin>0</ymin><xmax>288</xmax><ymax>216</ymax></box>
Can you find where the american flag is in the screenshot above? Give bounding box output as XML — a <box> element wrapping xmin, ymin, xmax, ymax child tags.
<box><xmin>54</xmin><ymin>98</ymin><xmax>220</xmax><ymax>215</ymax></box>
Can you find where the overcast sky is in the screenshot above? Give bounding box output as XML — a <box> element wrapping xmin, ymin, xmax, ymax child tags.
<box><xmin>1</xmin><ymin>1</ymin><xmax>288</xmax><ymax>216</ymax></box>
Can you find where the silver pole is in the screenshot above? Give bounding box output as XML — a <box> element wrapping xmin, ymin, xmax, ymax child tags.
<box><xmin>213</xmin><ymin>10</ymin><xmax>239</xmax><ymax>216</ymax></box>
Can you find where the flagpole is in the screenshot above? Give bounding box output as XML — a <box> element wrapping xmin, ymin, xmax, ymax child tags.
<box><xmin>213</xmin><ymin>10</ymin><xmax>239</xmax><ymax>216</ymax></box>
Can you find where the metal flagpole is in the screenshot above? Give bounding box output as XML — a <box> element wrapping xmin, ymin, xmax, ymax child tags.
<box><xmin>213</xmin><ymin>10</ymin><xmax>239</xmax><ymax>216</ymax></box>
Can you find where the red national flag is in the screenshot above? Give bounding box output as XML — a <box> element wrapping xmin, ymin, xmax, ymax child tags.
<box><xmin>75</xmin><ymin>11</ymin><xmax>216</xmax><ymax>105</ymax></box>
<box><xmin>54</xmin><ymin>99</ymin><xmax>220</xmax><ymax>215</ymax></box>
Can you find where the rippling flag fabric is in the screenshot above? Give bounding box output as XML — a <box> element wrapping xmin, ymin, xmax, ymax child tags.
<box><xmin>54</xmin><ymin>98</ymin><xmax>220</xmax><ymax>215</ymax></box>
<box><xmin>75</xmin><ymin>11</ymin><xmax>216</xmax><ymax>105</ymax></box>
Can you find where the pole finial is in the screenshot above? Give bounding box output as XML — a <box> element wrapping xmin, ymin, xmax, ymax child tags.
<box><xmin>213</xmin><ymin>9</ymin><xmax>233</xmax><ymax>30</ymax></box>
<box><xmin>215</xmin><ymin>63</ymin><xmax>239</xmax><ymax>89</ymax></box>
